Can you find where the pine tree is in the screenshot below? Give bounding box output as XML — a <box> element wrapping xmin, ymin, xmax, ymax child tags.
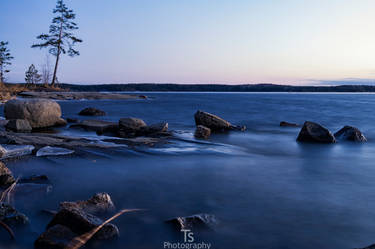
<box><xmin>32</xmin><ymin>0</ymin><xmax>82</xmax><ymax>86</ymax></box>
<box><xmin>0</xmin><ymin>41</ymin><xmax>14</xmax><ymax>85</ymax></box>
<box><xmin>25</xmin><ymin>64</ymin><xmax>42</xmax><ymax>85</ymax></box>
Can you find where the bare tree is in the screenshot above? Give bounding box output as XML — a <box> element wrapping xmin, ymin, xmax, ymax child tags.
<box><xmin>40</xmin><ymin>54</ymin><xmax>52</xmax><ymax>86</ymax></box>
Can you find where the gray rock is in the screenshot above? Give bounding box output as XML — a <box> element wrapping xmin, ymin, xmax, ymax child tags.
<box><xmin>194</xmin><ymin>125</ymin><xmax>211</xmax><ymax>139</ymax></box>
<box><xmin>47</xmin><ymin>207</ymin><xmax>119</xmax><ymax>240</ymax></box>
<box><xmin>0</xmin><ymin>202</ymin><xmax>29</xmax><ymax>225</ymax></box>
<box><xmin>5</xmin><ymin>119</ymin><xmax>32</xmax><ymax>132</ymax></box>
<box><xmin>119</xmin><ymin>117</ymin><xmax>147</xmax><ymax>132</ymax></box>
<box><xmin>70</xmin><ymin>120</ymin><xmax>118</xmax><ymax>134</ymax></box>
<box><xmin>0</xmin><ymin>162</ymin><xmax>15</xmax><ymax>186</ymax></box>
<box><xmin>36</xmin><ymin>146</ymin><xmax>74</xmax><ymax>157</ymax></box>
<box><xmin>296</xmin><ymin>121</ymin><xmax>336</xmax><ymax>143</ymax></box>
<box><xmin>78</xmin><ymin>107</ymin><xmax>106</xmax><ymax>116</ymax></box>
<box><xmin>194</xmin><ymin>110</ymin><xmax>231</xmax><ymax>131</ymax></box>
<box><xmin>0</xmin><ymin>144</ymin><xmax>35</xmax><ymax>158</ymax></box>
<box><xmin>60</xmin><ymin>193</ymin><xmax>115</xmax><ymax>215</ymax></box>
<box><xmin>34</xmin><ymin>224</ymin><xmax>77</xmax><ymax>249</ymax></box>
<box><xmin>167</xmin><ymin>213</ymin><xmax>218</xmax><ymax>231</ymax></box>
<box><xmin>4</xmin><ymin>99</ymin><xmax>65</xmax><ymax>129</ymax></box>
<box><xmin>145</xmin><ymin>122</ymin><xmax>168</xmax><ymax>134</ymax></box>
<box><xmin>334</xmin><ymin>126</ymin><xmax>367</xmax><ymax>142</ymax></box>
<box><xmin>280</xmin><ymin>121</ymin><xmax>299</xmax><ymax>127</ymax></box>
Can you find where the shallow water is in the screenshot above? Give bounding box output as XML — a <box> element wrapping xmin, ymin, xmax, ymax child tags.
<box><xmin>2</xmin><ymin>93</ymin><xmax>375</xmax><ymax>249</ymax></box>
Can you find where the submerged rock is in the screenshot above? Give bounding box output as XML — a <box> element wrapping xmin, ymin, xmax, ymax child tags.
<box><xmin>167</xmin><ymin>213</ymin><xmax>218</xmax><ymax>231</ymax></box>
<box><xmin>66</xmin><ymin>118</ymin><xmax>78</xmax><ymax>123</ymax></box>
<box><xmin>5</xmin><ymin>119</ymin><xmax>32</xmax><ymax>132</ymax></box>
<box><xmin>145</xmin><ymin>122</ymin><xmax>169</xmax><ymax>134</ymax></box>
<box><xmin>280</xmin><ymin>121</ymin><xmax>299</xmax><ymax>127</ymax></box>
<box><xmin>60</xmin><ymin>193</ymin><xmax>115</xmax><ymax>215</ymax></box>
<box><xmin>34</xmin><ymin>224</ymin><xmax>77</xmax><ymax>249</ymax></box>
<box><xmin>194</xmin><ymin>110</ymin><xmax>231</xmax><ymax>131</ymax></box>
<box><xmin>70</xmin><ymin>120</ymin><xmax>118</xmax><ymax>134</ymax></box>
<box><xmin>47</xmin><ymin>207</ymin><xmax>119</xmax><ymax>239</ymax></box>
<box><xmin>0</xmin><ymin>162</ymin><xmax>15</xmax><ymax>186</ymax></box>
<box><xmin>195</xmin><ymin>125</ymin><xmax>211</xmax><ymax>139</ymax></box>
<box><xmin>14</xmin><ymin>183</ymin><xmax>53</xmax><ymax>196</ymax></box>
<box><xmin>0</xmin><ymin>144</ymin><xmax>35</xmax><ymax>158</ymax></box>
<box><xmin>296</xmin><ymin>121</ymin><xmax>336</xmax><ymax>143</ymax></box>
<box><xmin>4</xmin><ymin>99</ymin><xmax>66</xmax><ymax>129</ymax></box>
<box><xmin>19</xmin><ymin>174</ymin><xmax>49</xmax><ymax>184</ymax></box>
<box><xmin>78</xmin><ymin>107</ymin><xmax>106</xmax><ymax>116</ymax></box>
<box><xmin>0</xmin><ymin>202</ymin><xmax>29</xmax><ymax>225</ymax></box>
<box><xmin>334</xmin><ymin>126</ymin><xmax>367</xmax><ymax>142</ymax></box>
<box><xmin>36</xmin><ymin>146</ymin><xmax>75</xmax><ymax>157</ymax></box>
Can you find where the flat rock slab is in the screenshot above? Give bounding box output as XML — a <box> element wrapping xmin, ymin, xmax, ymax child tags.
<box><xmin>36</xmin><ymin>146</ymin><xmax>75</xmax><ymax>157</ymax></box>
<box><xmin>0</xmin><ymin>144</ymin><xmax>35</xmax><ymax>158</ymax></box>
<box><xmin>70</xmin><ymin>120</ymin><xmax>118</xmax><ymax>134</ymax></box>
<box><xmin>18</xmin><ymin>91</ymin><xmax>145</xmax><ymax>100</ymax></box>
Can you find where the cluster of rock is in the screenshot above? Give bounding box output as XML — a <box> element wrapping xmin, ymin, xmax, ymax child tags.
<box><xmin>194</xmin><ymin>110</ymin><xmax>246</xmax><ymax>139</ymax></box>
<box><xmin>296</xmin><ymin>121</ymin><xmax>366</xmax><ymax>143</ymax></box>
<box><xmin>166</xmin><ymin>213</ymin><xmax>218</xmax><ymax>231</ymax></box>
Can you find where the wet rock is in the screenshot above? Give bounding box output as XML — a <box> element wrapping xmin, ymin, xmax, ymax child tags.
<box><xmin>19</xmin><ymin>174</ymin><xmax>49</xmax><ymax>184</ymax></box>
<box><xmin>145</xmin><ymin>122</ymin><xmax>168</xmax><ymax>134</ymax></box>
<box><xmin>280</xmin><ymin>121</ymin><xmax>299</xmax><ymax>127</ymax></box>
<box><xmin>66</xmin><ymin>118</ymin><xmax>78</xmax><ymax>123</ymax></box>
<box><xmin>0</xmin><ymin>144</ymin><xmax>35</xmax><ymax>158</ymax></box>
<box><xmin>4</xmin><ymin>99</ymin><xmax>66</xmax><ymax>129</ymax></box>
<box><xmin>78</xmin><ymin>107</ymin><xmax>106</xmax><ymax>116</ymax></box>
<box><xmin>34</xmin><ymin>224</ymin><xmax>77</xmax><ymax>249</ymax></box>
<box><xmin>139</xmin><ymin>95</ymin><xmax>147</xmax><ymax>99</ymax></box>
<box><xmin>296</xmin><ymin>121</ymin><xmax>336</xmax><ymax>143</ymax></box>
<box><xmin>5</xmin><ymin>119</ymin><xmax>32</xmax><ymax>132</ymax></box>
<box><xmin>36</xmin><ymin>146</ymin><xmax>75</xmax><ymax>157</ymax></box>
<box><xmin>0</xmin><ymin>202</ymin><xmax>29</xmax><ymax>225</ymax></box>
<box><xmin>119</xmin><ymin>117</ymin><xmax>147</xmax><ymax>132</ymax></box>
<box><xmin>195</xmin><ymin>125</ymin><xmax>211</xmax><ymax>139</ymax></box>
<box><xmin>167</xmin><ymin>213</ymin><xmax>218</xmax><ymax>231</ymax></box>
<box><xmin>70</xmin><ymin>120</ymin><xmax>118</xmax><ymax>134</ymax></box>
<box><xmin>334</xmin><ymin>126</ymin><xmax>367</xmax><ymax>142</ymax></box>
<box><xmin>357</xmin><ymin>244</ymin><xmax>375</xmax><ymax>249</ymax></box>
<box><xmin>60</xmin><ymin>193</ymin><xmax>115</xmax><ymax>215</ymax></box>
<box><xmin>47</xmin><ymin>207</ymin><xmax>119</xmax><ymax>239</ymax></box>
<box><xmin>194</xmin><ymin>110</ymin><xmax>232</xmax><ymax>131</ymax></box>
<box><xmin>0</xmin><ymin>162</ymin><xmax>15</xmax><ymax>186</ymax></box>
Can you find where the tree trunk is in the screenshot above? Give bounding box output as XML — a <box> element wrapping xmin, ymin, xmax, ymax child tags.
<box><xmin>51</xmin><ymin>21</ymin><xmax>63</xmax><ymax>87</ymax></box>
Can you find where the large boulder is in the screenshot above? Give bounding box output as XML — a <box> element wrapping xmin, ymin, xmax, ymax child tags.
<box><xmin>60</xmin><ymin>193</ymin><xmax>115</xmax><ymax>215</ymax></box>
<box><xmin>296</xmin><ymin>121</ymin><xmax>336</xmax><ymax>143</ymax></box>
<box><xmin>0</xmin><ymin>162</ymin><xmax>15</xmax><ymax>186</ymax></box>
<box><xmin>5</xmin><ymin>119</ymin><xmax>32</xmax><ymax>132</ymax></box>
<box><xmin>4</xmin><ymin>99</ymin><xmax>66</xmax><ymax>129</ymax></box>
<box><xmin>334</xmin><ymin>126</ymin><xmax>367</xmax><ymax>142</ymax></box>
<box><xmin>34</xmin><ymin>224</ymin><xmax>77</xmax><ymax>249</ymax></box>
<box><xmin>78</xmin><ymin>107</ymin><xmax>106</xmax><ymax>116</ymax></box>
<box><xmin>194</xmin><ymin>111</ymin><xmax>231</xmax><ymax>131</ymax></box>
<box><xmin>166</xmin><ymin>213</ymin><xmax>218</xmax><ymax>231</ymax></box>
<box><xmin>195</xmin><ymin>125</ymin><xmax>211</xmax><ymax>139</ymax></box>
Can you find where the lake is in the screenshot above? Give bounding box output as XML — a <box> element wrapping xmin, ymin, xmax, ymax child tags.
<box><xmin>1</xmin><ymin>92</ymin><xmax>375</xmax><ymax>249</ymax></box>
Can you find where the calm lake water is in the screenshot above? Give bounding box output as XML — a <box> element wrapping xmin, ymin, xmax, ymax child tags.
<box><xmin>2</xmin><ymin>92</ymin><xmax>375</xmax><ymax>249</ymax></box>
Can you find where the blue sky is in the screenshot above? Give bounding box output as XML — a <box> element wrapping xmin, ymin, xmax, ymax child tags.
<box><xmin>1</xmin><ymin>0</ymin><xmax>375</xmax><ymax>85</ymax></box>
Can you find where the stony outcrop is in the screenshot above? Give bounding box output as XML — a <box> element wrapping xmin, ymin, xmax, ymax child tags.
<box><xmin>34</xmin><ymin>224</ymin><xmax>77</xmax><ymax>249</ymax></box>
<box><xmin>334</xmin><ymin>126</ymin><xmax>367</xmax><ymax>142</ymax></box>
<box><xmin>296</xmin><ymin>121</ymin><xmax>336</xmax><ymax>143</ymax></box>
<box><xmin>0</xmin><ymin>203</ymin><xmax>29</xmax><ymax>225</ymax></box>
<box><xmin>280</xmin><ymin>121</ymin><xmax>299</xmax><ymax>127</ymax></box>
<box><xmin>194</xmin><ymin>111</ymin><xmax>231</xmax><ymax>131</ymax></box>
<box><xmin>70</xmin><ymin>120</ymin><xmax>118</xmax><ymax>135</ymax></box>
<box><xmin>5</xmin><ymin>119</ymin><xmax>32</xmax><ymax>132</ymax></box>
<box><xmin>4</xmin><ymin>99</ymin><xmax>66</xmax><ymax>129</ymax></box>
<box><xmin>60</xmin><ymin>193</ymin><xmax>115</xmax><ymax>215</ymax></box>
<box><xmin>195</xmin><ymin>125</ymin><xmax>211</xmax><ymax>139</ymax></box>
<box><xmin>118</xmin><ymin>118</ymin><xmax>147</xmax><ymax>137</ymax></box>
<box><xmin>78</xmin><ymin>107</ymin><xmax>106</xmax><ymax>116</ymax></box>
<box><xmin>166</xmin><ymin>213</ymin><xmax>218</xmax><ymax>231</ymax></box>
<box><xmin>145</xmin><ymin>122</ymin><xmax>168</xmax><ymax>134</ymax></box>
<box><xmin>0</xmin><ymin>162</ymin><xmax>15</xmax><ymax>186</ymax></box>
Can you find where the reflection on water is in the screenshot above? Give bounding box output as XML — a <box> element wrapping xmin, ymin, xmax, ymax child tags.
<box><xmin>1</xmin><ymin>93</ymin><xmax>375</xmax><ymax>249</ymax></box>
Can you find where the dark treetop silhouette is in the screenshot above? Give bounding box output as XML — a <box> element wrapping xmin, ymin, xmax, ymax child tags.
<box><xmin>32</xmin><ymin>0</ymin><xmax>82</xmax><ymax>86</ymax></box>
<box><xmin>0</xmin><ymin>41</ymin><xmax>14</xmax><ymax>86</ymax></box>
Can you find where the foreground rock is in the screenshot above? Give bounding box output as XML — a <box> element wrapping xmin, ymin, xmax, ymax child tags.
<box><xmin>119</xmin><ymin>117</ymin><xmax>147</xmax><ymax>134</ymax></box>
<box><xmin>167</xmin><ymin>213</ymin><xmax>218</xmax><ymax>231</ymax></box>
<box><xmin>0</xmin><ymin>202</ymin><xmax>29</xmax><ymax>225</ymax></box>
<box><xmin>19</xmin><ymin>91</ymin><xmax>146</xmax><ymax>100</ymax></box>
<box><xmin>280</xmin><ymin>121</ymin><xmax>299</xmax><ymax>127</ymax></box>
<box><xmin>296</xmin><ymin>121</ymin><xmax>336</xmax><ymax>143</ymax></box>
<box><xmin>78</xmin><ymin>107</ymin><xmax>106</xmax><ymax>116</ymax></box>
<box><xmin>194</xmin><ymin>110</ymin><xmax>245</xmax><ymax>131</ymax></box>
<box><xmin>70</xmin><ymin>120</ymin><xmax>118</xmax><ymax>135</ymax></box>
<box><xmin>36</xmin><ymin>146</ymin><xmax>75</xmax><ymax>157</ymax></box>
<box><xmin>35</xmin><ymin>224</ymin><xmax>77</xmax><ymax>249</ymax></box>
<box><xmin>4</xmin><ymin>99</ymin><xmax>66</xmax><ymax>129</ymax></box>
<box><xmin>195</xmin><ymin>125</ymin><xmax>211</xmax><ymax>139</ymax></box>
<box><xmin>5</xmin><ymin>119</ymin><xmax>32</xmax><ymax>132</ymax></box>
<box><xmin>60</xmin><ymin>193</ymin><xmax>115</xmax><ymax>215</ymax></box>
<box><xmin>334</xmin><ymin>126</ymin><xmax>367</xmax><ymax>142</ymax></box>
<box><xmin>0</xmin><ymin>162</ymin><xmax>15</xmax><ymax>186</ymax></box>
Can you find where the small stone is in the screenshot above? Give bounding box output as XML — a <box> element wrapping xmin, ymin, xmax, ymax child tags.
<box><xmin>194</xmin><ymin>125</ymin><xmax>211</xmax><ymax>139</ymax></box>
<box><xmin>5</xmin><ymin>119</ymin><xmax>32</xmax><ymax>132</ymax></box>
<box><xmin>280</xmin><ymin>121</ymin><xmax>299</xmax><ymax>127</ymax></box>
<box><xmin>194</xmin><ymin>110</ymin><xmax>231</xmax><ymax>131</ymax></box>
<box><xmin>66</xmin><ymin>118</ymin><xmax>78</xmax><ymax>123</ymax></box>
<box><xmin>334</xmin><ymin>126</ymin><xmax>367</xmax><ymax>142</ymax></box>
<box><xmin>0</xmin><ymin>162</ymin><xmax>15</xmax><ymax>186</ymax></box>
<box><xmin>78</xmin><ymin>107</ymin><xmax>106</xmax><ymax>116</ymax></box>
<box><xmin>60</xmin><ymin>193</ymin><xmax>115</xmax><ymax>215</ymax></box>
<box><xmin>166</xmin><ymin>213</ymin><xmax>218</xmax><ymax>231</ymax></box>
<box><xmin>296</xmin><ymin>121</ymin><xmax>336</xmax><ymax>143</ymax></box>
<box><xmin>34</xmin><ymin>224</ymin><xmax>77</xmax><ymax>249</ymax></box>
<box><xmin>0</xmin><ymin>202</ymin><xmax>29</xmax><ymax>225</ymax></box>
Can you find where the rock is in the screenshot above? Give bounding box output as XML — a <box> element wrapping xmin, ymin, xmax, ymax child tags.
<box><xmin>194</xmin><ymin>110</ymin><xmax>232</xmax><ymax>131</ymax></box>
<box><xmin>4</xmin><ymin>99</ymin><xmax>65</xmax><ymax>129</ymax></box>
<box><xmin>145</xmin><ymin>122</ymin><xmax>168</xmax><ymax>134</ymax></box>
<box><xmin>194</xmin><ymin>125</ymin><xmax>211</xmax><ymax>139</ymax></box>
<box><xmin>36</xmin><ymin>146</ymin><xmax>75</xmax><ymax>157</ymax></box>
<box><xmin>70</xmin><ymin>120</ymin><xmax>118</xmax><ymax>134</ymax></box>
<box><xmin>280</xmin><ymin>121</ymin><xmax>299</xmax><ymax>127</ymax></box>
<box><xmin>14</xmin><ymin>183</ymin><xmax>53</xmax><ymax>196</ymax></box>
<box><xmin>0</xmin><ymin>202</ymin><xmax>29</xmax><ymax>225</ymax></box>
<box><xmin>60</xmin><ymin>193</ymin><xmax>115</xmax><ymax>215</ymax></box>
<box><xmin>357</xmin><ymin>244</ymin><xmax>375</xmax><ymax>249</ymax></box>
<box><xmin>0</xmin><ymin>162</ymin><xmax>15</xmax><ymax>186</ymax></box>
<box><xmin>47</xmin><ymin>207</ymin><xmax>119</xmax><ymax>239</ymax></box>
<box><xmin>166</xmin><ymin>213</ymin><xmax>218</xmax><ymax>231</ymax></box>
<box><xmin>119</xmin><ymin>118</ymin><xmax>147</xmax><ymax>132</ymax></box>
<box><xmin>139</xmin><ymin>95</ymin><xmax>147</xmax><ymax>99</ymax></box>
<box><xmin>0</xmin><ymin>144</ymin><xmax>35</xmax><ymax>158</ymax></box>
<box><xmin>296</xmin><ymin>121</ymin><xmax>336</xmax><ymax>143</ymax></box>
<box><xmin>78</xmin><ymin>107</ymin><xmax>106</xmax><ymax>116</ymax></box>
<box><xmin>334</xmin><ymin>126</ymin><xmax>367</xmax><ymax>142</ymax></box>
<box><xmin>34</xmin><ymin>224</ymin><xmax>77</xmax><ymax>249</ymax></box>
<box><xmin>66</xmin><ymin>118</ymin><xmax>78</xmax><ymax>123</ymax></box>
<box><xmin>19</xmin><ymin>174</ymin><xmax>49</xmax><ymax>184</ymax></box>
<box><xmin>5</xmin><ymin>119</ymin><xmax>32</xmax><ymax>132</ymax></box>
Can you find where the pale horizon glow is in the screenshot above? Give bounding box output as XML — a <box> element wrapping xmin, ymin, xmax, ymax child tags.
<box><xmin>1</xmin><ymin>0</ymin><xmax>375</xmax><ymax>85</ymax></box>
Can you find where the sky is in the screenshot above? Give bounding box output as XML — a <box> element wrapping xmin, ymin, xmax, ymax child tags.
<box><xmin>1</xmin><ymin>0</ymin><xmax>375</xmax><ymax>85</ymax></box>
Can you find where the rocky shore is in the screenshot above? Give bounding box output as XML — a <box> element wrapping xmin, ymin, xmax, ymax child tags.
<box><xmin>17</xmin><ymin>91</ymin><xmax>147</xmax><ymax>100</ymax></box>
